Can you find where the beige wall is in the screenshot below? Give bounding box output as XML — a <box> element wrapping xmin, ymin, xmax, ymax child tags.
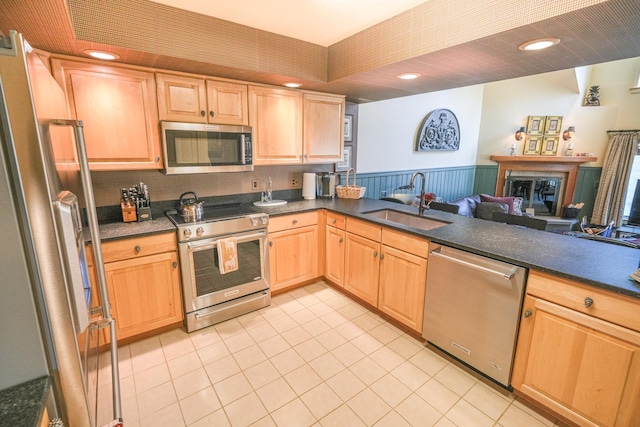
<box><xmin>477</xmin><ymin>56</ymin><xmax>640</xmax><ymax>167</ymax></box>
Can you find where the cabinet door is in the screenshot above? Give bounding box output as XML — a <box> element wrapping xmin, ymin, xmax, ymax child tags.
<box><xmin>206</xmin><ymin>80</ymin><xmax>248</xmax><ymax>125</ymax></box>
<box><xmin>105</xmin><ymin>252</ymin><xmax>183</xmax><ymax>341</ymax></box>
<box><xmin>344</xmin><ymin>233</ymin><xmax>380</xmax><ymax>306</ymax></box>
<box><xmin>51</xmin><ymin>59</ymin><xmax>161</xmax><ymax>170</ymax></box>
<box><xmin>513</xmin><ymin>296</ymin><xmax>640</xmax><ymax>427</ymax></box>
<box><xmin>156</xmin><ymin>73</ymin><xmax>208</xmax><ymax>123</ymax></box>
<box><xmin>303</xmin><ymin>93</ymin><xmax>344</xmax><ymax>163</ymax></box>
<box><xmin>249</xmin><ymin>86</ymin><xmax>303</xmax><ymax>165</ymax></box>
<box><xmin>378</xmin><ymin>245</ymin><xmax>427</xmax><ymax>333</ymax></box>
<box><xmin>325</xmin><ymin>226</ymin><xmax>345</xmax><ymax>287</ymax></box>
<box><xmin>268</xmin><ymin>225</ymin><xmax>318</xmax><ymax>292</ymax></box>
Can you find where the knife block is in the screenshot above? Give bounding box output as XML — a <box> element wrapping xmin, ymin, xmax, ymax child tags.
<box><xmin>121</xmin><ymin>201</ymin><xmax>137</xmax><ymax>222</ymax></box>
<box><xmin>137</xmin><ymin>206</ymin><xmax>152</xmax><ymax>221</ymax></box>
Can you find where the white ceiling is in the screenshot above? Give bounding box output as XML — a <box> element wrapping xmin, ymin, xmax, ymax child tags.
<box><xmin>147</xmin><ymin>0</ymin><xmax>429</xmax><ymax>46</ymax></box>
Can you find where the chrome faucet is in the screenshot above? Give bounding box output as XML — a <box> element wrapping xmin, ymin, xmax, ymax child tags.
<box><xmin>408</xmin><ymin>171</ymin><xmax>428</xmax><ymax>216</ymax></box>
<box><xmin>266</xmin><ymin>177</ymin><xmax>273</xmax><ymax>202</ymax></box>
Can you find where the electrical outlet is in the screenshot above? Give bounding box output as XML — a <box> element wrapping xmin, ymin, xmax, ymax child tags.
<box><xmin>252</xmin><ymin>179</ymin><xmax>258</xmax><ymax>190</ymax></box>
<box><xmin>291</xmin><ymin>177</ymin><xmax>300</xmax><ymax>187</ymax></box>
<box><xmin>381</xmin><ymin>190</ymin><xmax>387</xmax><ymax>197</ymax></box>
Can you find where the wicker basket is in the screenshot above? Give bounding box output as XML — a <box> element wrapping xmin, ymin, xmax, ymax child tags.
<box><xmin>336</xmin><ymin>168</ymin><xmax>366</xmax><ymax>199</ymax></box>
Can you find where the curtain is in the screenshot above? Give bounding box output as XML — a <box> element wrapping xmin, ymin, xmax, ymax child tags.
<box><xmin>591</xmin><ymin>131</ymin><xmax>640</xmax><ymax>226</ymax></box>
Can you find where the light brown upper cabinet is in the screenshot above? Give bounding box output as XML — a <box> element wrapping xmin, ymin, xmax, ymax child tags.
<box><xmin>249</xmin><ymin>86</ymin><xmax>345</xmax><ymax>165</ymax></box>
<box><xmin>303</xmin><ymin>92</ymin><xmax>345</xmax><ymax>163</ymax></box>
<box><xmin>51</xmin><ymin>58</ymin><xmax>162</xmax><ymax>170</ymax></box>
<box><xmin>249</xmin><ymin>86</ymin><xmax>303</xmax><ymax>165</ymax></box>
<box><xmin>156</xmin><ymin>73</ymin><xmax>248</xmax><ymax>125</ymax></box>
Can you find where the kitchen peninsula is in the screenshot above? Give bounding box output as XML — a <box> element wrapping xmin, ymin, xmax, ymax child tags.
<box><xmin>94</xmin><ymin>197</ymin><xmax>640</xmax><ymax>427</ymax></box>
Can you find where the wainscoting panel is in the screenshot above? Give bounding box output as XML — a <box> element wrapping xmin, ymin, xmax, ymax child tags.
<box><xmin>473</xmin><ymin>166</ymin><xmax>499</xmax><ymax>196</ymax></box>
<box><xmin>346</xmin><ymin>166</ymin><xmax>476</xmax><ymax>202</ymax></box>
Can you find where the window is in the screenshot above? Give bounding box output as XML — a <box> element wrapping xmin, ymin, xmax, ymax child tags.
<box><xmin>623</xmin><ymin>151</ymin><xmax>640</xmax><ymax>218</ymax></box>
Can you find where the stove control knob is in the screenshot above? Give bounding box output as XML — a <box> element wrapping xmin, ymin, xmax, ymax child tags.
<box><xmin>250</xmin><ymin>217</ymin><xmax>258</xmax><ymax>226</ymax></box>
<box><xmin>183</xmin><ymin>228</ymin><xmax>192</xmax><ymax>238</ymax></box>
<box><xmin>260</xmin><ymin>216</ymin><xmax>268</xmax><ymax>225</ymax></box>
<box><xmin>196</xmin><ymin>227</ymin><xmax>204</xmax><ymax>236</ymax></box>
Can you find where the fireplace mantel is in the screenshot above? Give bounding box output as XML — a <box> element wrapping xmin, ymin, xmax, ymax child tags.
<box><xmin>489</xmin><ymin>155</ymin><xmax>597</xmax><ymax>208</ymax></box>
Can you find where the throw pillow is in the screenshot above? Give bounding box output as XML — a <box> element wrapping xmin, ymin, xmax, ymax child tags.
<box><xmin>476</xmin><ymin>202</ymin><xmax>509</xmax><ymax>220</ymax></box>
<box><xmin>480</xmin><ymin>194</ymin><xmax>516</xmax><ymax>215</ymax></box>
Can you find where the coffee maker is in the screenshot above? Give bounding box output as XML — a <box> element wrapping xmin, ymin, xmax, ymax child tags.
<box><xmin>316</xmin><ymin>172</ymin><xmax>336</xmax><ymax>199</ymax></box>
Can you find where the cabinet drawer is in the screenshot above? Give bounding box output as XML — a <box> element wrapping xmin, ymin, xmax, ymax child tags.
<box><xmin>101</xmin><ymin>233</ymin><xmax>177</xmax><ymax>263</ymax></box>
<box><xmin>268</xmin><ymin>211</ymin><xmax>317</xmax><ymax>233</ymax></box>
<box><xmin>381</xmin><ymin>228</ymin><xmax>429</xmax><ymax>258</ymax></box>
<box><xmin>346</xmin><ymin>217</ymin><xmax>381</xmax><ymax>242</ymax></box>
<box><xmin>326</xmin><ymin>211</ymin><xmax>346</xmax><ymax>230</ymax></box>
<box><xmin>527</xmin><ymin>270</ymin><xmax>640</xmax><ymax>332</ymax></box>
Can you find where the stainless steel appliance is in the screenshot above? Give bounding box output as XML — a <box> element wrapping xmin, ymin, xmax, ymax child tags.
<box><xmin>422</xmin><ymin>242</ymin><xmax>526</xmax><ymax>388</ymax></box>
<box><xmin>161</xmin><ymin>121</ymin><xmax>253</xmax><ymax>174</ymax></box>
<box><xmin>166</xmin><ymin>204</ymin><xmax>270</xmax><ymax>332</ymax></box>
<box><xmin>0</xmin><ymin>31</ymin><xmax>121</xmax><ymax>425</ymax></box>
<box><xmin>316</xmin><ymin>172</ymin><xmax>335</xmax><ymax>198</ymax></box>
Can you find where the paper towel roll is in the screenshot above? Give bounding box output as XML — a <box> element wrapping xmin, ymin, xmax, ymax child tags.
<box><xmin>302</xmin><ymin>173</ymin><xmax>316</xmax><ymax>199</ymax></box>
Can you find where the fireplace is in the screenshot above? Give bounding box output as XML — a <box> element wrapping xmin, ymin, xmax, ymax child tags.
<box><xmin>504</xmin><ymin>175</ymin><xmax>563</xmax><ymax>216</ymax></box>
<box><xmin>489</xmin><ymin>155</ymin><xmax>597</xmax><ymax>217</ymax></box>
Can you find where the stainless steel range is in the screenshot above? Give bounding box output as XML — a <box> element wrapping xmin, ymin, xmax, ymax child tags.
<box><xmin>166</xmin><ymin>204</ymin><xmax>270</xmax><ymax>332</ymax></box>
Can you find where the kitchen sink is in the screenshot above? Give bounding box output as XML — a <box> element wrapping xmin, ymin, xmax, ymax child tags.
<box><xmin>363</xmin><ymin>209</ymin><xmax>450</xmax><ymax>231</ymax></box>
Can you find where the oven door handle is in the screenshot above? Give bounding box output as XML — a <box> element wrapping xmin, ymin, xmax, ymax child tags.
<box><xmin>183</xmin><ymin>230</ymin><xmax>267</xmax><ymax>252</ymax></box>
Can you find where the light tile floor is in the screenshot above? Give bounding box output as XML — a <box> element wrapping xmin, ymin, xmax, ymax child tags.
<box><xmin>96</xmin><ymin>281</ymin><xmax>569</xmax><ymax>427</ymax></box>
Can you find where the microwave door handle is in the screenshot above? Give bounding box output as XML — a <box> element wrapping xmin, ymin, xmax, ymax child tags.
<box><xmin>240</xmin><ymin>134</ymin><xmax>246</xmax><ymax>164</ymax></box>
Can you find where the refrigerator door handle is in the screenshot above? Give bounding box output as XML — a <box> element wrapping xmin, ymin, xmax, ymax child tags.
<box><xmin>51</xmin><ymin>119</ymin><xmax>123</xmax><ymax>425</ymax></box>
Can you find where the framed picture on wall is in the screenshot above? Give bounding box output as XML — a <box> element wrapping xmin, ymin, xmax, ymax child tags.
<box><xmin>523</xmin><ymin>136</ymin><xmax>542</xmax><ymax>155</ymax></box>
<box><xmin>335</xmin><ymin>145</ymin><xmax>352</xmax><ymax>171</ymax></box>
<box><xmin>344</xmin><ymin>115</ymin><xmax>353</xmax><ymax>142</ymax></box>
<box><xmin>540</xmin><ymin>136</ymin><xmax>559</xmax><ymax>155</ymax></box>
<box><xmin>544</xmin><ymin>116</ymin><xmax>563</xmax><ymax>136</ymax></box>
<box><xmin>526</xmin><ymin>116</ymin><xmax>545</xmax><ymax>135</ymax></box>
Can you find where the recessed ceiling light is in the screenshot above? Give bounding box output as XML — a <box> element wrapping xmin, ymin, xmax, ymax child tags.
<box><xmin>397</xmin><ymin>73</ymin><xmax>421</xmax><ymax>80</ymax></box>
<box><xmin>283</xmin><ymin>82</ymin><xmax>302</xmax><ymax>88</ymax></box>
<box><xmin>84</xmin><ymin>50</ymin><xmax>119</xmax><ymax>60</ymax></box>
<box><xmin>518</xmin><ymin>38</ymin><xmax>560</xmax><ymax>51</ymax></box>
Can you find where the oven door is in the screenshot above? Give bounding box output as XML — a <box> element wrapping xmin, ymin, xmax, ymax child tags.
<box><xmin>180</xmin><ymin>229</ymin><xmax>269</xmax><ymax>313</ymax></box>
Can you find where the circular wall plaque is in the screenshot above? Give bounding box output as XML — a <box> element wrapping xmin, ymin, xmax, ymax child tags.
<box><xmin>415</xmin><ymin>109</ymin><xmax>460</xmax><ymax>151</ymax></box>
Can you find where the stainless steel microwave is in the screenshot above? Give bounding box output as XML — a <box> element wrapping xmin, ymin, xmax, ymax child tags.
<box><xmin>161</xmin><ymin>122</ymin><xmax>253</xmax><ymax>174</ymax></box>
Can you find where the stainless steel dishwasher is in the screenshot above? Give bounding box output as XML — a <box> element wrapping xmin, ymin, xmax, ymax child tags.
<box><xmin>422</xmin><ymin>242</ymin><xmax>526</xmax><ymax>388</ymax></box>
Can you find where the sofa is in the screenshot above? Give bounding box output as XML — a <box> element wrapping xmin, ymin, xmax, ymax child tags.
<box><xmin>445</xmin><ymin>194</ymin><xmax>526</xmax><ymax>220</ymax></box>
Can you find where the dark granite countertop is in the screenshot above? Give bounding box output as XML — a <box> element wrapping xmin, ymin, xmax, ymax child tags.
<box><xmin>95</xmin><ymin>196</ymin><xmax>640</xmax><ymax>300</ymax></box>
<box><xmin>0</xmin><ymin>376</ymin><xmax>50</xmax><ymax>427</ymax></box>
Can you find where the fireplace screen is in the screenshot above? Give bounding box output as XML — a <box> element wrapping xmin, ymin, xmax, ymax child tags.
<box><xmin>505</xmin><ymin>176</ymin><xmax>562</xmax><ymax>216</ymax></box>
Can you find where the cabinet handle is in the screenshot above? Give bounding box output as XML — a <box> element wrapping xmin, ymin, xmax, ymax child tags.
<box><xmin>269</xmin><ymin>241</ymin><xmax>273</xmax><ymax>247</ymax></box>
<box><xmin>339</xmin><ymin>237</ymin><xmax>343</xmax><ymax>243</ymax></box>
<box><xmin>209</xmin><ymin>110</ymin><xmax>215</xmax><ymax>117</ymax></box>
<box><xmin>373</xmin><ymin>251</ymin><xmax>378</xmax><ymax>258</ymax></box>
<box><xmin>584</xmin><ymin>297</ymin><xmax>594</xmax><ymax>308</ymax></box>
<box><xmin>172</xmin><ymin>261</ymin><xmax>178</xmax><ymax>269</ymax></box>
<box><xmin>135</xmin><ymin>245</ymin><xmax>141</xmax><ymax>254</ymax></box>
<box><xmin>200</xmin><ymin>110</ymin><xmax>206</xmax><ymax>117</ymax></box>
<box><xmin>380</xmin><ymin>253</ymin><xmax>385</xmax><ymax>260</ymax></box>
<box><xmin>524</xmin><ymin>309</ymin><xmax>532</xmax><ymax>318</ymax></box>
<box><xmin>155</xmin><ymin>156</ymin><xmax>160</xmax><ymax>162</ymax></box>
<box><xmin>292</xmin><ymin>219</ymin><xmax>298</xmax><ymax>224</ymax></box>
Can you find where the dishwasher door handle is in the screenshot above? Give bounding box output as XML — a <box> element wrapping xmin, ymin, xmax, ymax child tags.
<box><xmin>429</xmin><ymin>248</ymin><xmax>518</xmax><ymax>280</ymax></box>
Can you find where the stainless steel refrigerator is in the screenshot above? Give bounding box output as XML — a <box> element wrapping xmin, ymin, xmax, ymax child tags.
<box><xmin>0</xmin><ymin>30</ymin><xmax>121</xmax><ymax>426</ymax></box>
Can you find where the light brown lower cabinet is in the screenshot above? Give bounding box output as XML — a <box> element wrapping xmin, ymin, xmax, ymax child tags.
<box><xmin>512</xmin><ymin>271</ymin><xmax>640</xmax><ymax>427</ymax></box>
<box><xmin>339</xmin><ymin>216</ymin><xmax>429</xmax><ymax>333</ymax></box>
<box><xmin>268</xmin><ymin>212</ymin><xmax>318</xmax><ymax>292</ymax></box>
<box><xmin>99</xmin><ymin>233</ymin><xmax>183</xmax><ymax>342</ymax></box>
